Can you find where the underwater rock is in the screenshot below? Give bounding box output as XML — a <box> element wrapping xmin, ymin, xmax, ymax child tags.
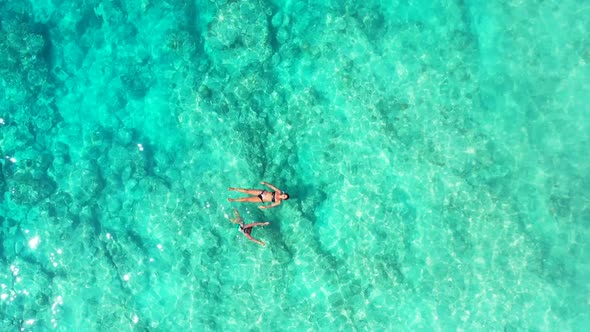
<box><xmin>32</xmin><ymin>103</ymin><xmax>59</xmax><ymax>133</ymax></box>
<box><xmin>271</xmin><ymin>10</ymin><xmax>285</xmax><ymax>28</ymax></box>
<box><xmin>17</xmin><ymin>148</ymin><xmax>52</xmax><ymax>179</ymax></box>
<box><xmin>85</xmin><ymin>124</ymin><xmax>110</xmax><ymax>147</ymax></box>
<box><xmin>7</xmin><ymin>170</ymin><xmax>56</xmax><ymax>206</ymax></box>
<box><xmin>49</xmin><ymin>141</ymin><xmax>71</xmax><ymax>176</ymax></box>
<box><xmin>1</xmin><ymin>123</ymin><xmax>35</xmax><ymax>154</ymax></box>
<box><xmin>205</xmin><ymin>0</ymin><xmax>272</xmax><ymax>71</ymax></box>
<box><xmin>26</xmin><ymin>65</ymin><xmax>49</xmax><ymax>92</ymax></box>
<box><xmin>1</xmin><ymin>17</ymin><xmax>46</xmax><ymax>70</ymax></box>
<box><xmin>0</xmin><ymin>11</ymin><xmax>52</xmax><ymax>119</ymax></box>
<box><xmin>121</xmin><ymin>62</ymin><xmax>154</xmax><ymax>99</ymax></box>
<box><xmin>166</xmin><ymin>30</ymin><xmax>197</xmax><ymax>61</ymax></box>
<box><xmin>56</xmin><ymin>123</ymin><xmax>82</xmax><ymax>145</ymax></box>
<box><xmin>137</xmin><ymin>175</ymin><xmax>170</xmax><ymax>198</ymax></box>
<box><xmin>68</xmin><ymin>160</ymin><xmax>104</xmax><ymax>203</ymax></box>
<box><xmin>105</xmin><ymin>195</ymin><xmax>122</xmax><ymax>215</ymax></box>
<box><xmin>0</xmin><ymin>219</ymin><xmax>26</xmax><ymax>259</ymax></box>
<box><xmin>152</xmin><ymin>149</ymin><xmax>174</xmax><ymax>177</ymax></box>
<box><xmin>115</xmin><ymin>127</ymin><xmax>133</xmax><ymax>145</ymax></box>
<box><xmin>47</xmin><ymin>191</ymin><xmax>74</xmax><ymax>219</ymax></box>
<box><xmin>129</xmin><ymin>149</ymin><xmax>149</xmax><ymax>180</ymax></box>
<box><xmin>276</xmin><ymin>27</ymin><xmax>290</xmax><ymax>45</ymax></box>
<box><xmin>0</xmin><ymin>163</ymin><xmax>5</xmax><ymax>200</ymax></box>
<box><xmin>106</xmin><ymin>145</ymin><xmax>130</xmax><ymax>175</ymax></box>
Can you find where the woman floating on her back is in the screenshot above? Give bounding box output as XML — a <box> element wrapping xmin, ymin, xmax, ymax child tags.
<box><xmin>228</xmin><ymin>181</ymin><xmax>289</xmax><ymax>209</ymax></box>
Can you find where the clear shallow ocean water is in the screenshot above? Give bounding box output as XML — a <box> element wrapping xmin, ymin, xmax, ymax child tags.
<box><xmin>1</xmin><ymin>0</ymin><xmax>589</xmax><ymax>330</ymax></box>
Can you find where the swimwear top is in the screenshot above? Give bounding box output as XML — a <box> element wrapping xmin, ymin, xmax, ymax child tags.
<box><xmin>239</xmin><ymin>224</ymin><xmax>252</xmax><ymax>235</ymax></box>
<box><xmin>258</xmin><ymin>191</ymin><xmax>276</xmax><ymax>203</ymax></box>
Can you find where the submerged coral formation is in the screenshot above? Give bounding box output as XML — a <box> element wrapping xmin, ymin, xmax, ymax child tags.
<box><xmin>1</xmin><ymin>0</ymin><xmax>589</xmax><ymax>330</ymax></box>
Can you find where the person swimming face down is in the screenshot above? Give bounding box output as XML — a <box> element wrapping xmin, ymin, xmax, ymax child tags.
<box><xmin>229</xmin><ymin>208</ymin><xmax>270</xmax><ymax>246</ymax></box>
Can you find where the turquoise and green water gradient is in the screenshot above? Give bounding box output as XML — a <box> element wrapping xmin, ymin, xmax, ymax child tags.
<box><xmin>1</xmin><ymin>0</ymin><xmax>589</xmax><ymax>330</ymax></box>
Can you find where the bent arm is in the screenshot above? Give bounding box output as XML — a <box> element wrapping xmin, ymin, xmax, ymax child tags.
<box><xmin>261</xmin><ymin>181</ymin><xmax>280</xmax><ymax>192</ymax></box>
<box><xmin>259</xmin><ymin>201</ymin><xmax>280</xmax><ymax>209</ymax></box>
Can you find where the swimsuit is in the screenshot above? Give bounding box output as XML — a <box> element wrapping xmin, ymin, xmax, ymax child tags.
<box><xmin>258</xmin><ymin>191</ymin><xmax>277</xmax><ymax>203</ymax></box>
<box><xmin>239</xmin><ymin>224</ymin><xmax>252</xmax><ymax>235</ymax></box>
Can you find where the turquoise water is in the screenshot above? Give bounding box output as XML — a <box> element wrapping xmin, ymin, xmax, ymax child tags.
<box><xmin>1</xmin><ymin>0</ymin><xmax>589</xmax><ymax>330</ymax></box>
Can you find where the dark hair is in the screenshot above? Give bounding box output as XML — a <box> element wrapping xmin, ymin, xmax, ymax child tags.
<box><xmin>283</xmin><ymin>193</ymin><xmax>290</xmax><ymax>200</ymax></box>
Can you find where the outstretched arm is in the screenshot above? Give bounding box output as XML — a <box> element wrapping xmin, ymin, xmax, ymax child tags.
<box><xmin>244</xmin><ymin>222</ymin><xmax>270</xmax><ymax>228</ymax></box>
<box><xmin>261</xmin><ymin>181</ymin><xmax>280</xmax><ymax>192</ymax></box>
